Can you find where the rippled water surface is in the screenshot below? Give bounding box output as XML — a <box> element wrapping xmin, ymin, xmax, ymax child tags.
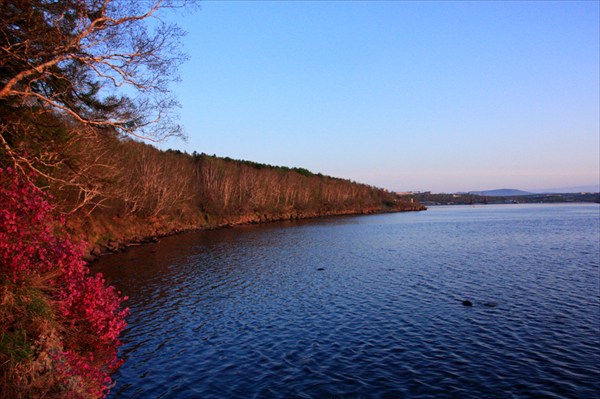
<box><xmin>94</xmin><ymin>204</ymin><xmax>600</xmax><ymax>399</ymax></box>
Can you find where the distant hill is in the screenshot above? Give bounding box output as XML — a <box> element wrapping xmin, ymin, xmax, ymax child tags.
<box><xmin>469</xmin><ymin>189</ymin><xmax>532</xmax><ymax>197</ymax></box>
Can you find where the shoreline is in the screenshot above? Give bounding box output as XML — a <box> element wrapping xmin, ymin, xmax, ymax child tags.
<box><xmin>84</xmin><ymin>205</ymin><xmax>426</xmax><ymax>261</ymax></box>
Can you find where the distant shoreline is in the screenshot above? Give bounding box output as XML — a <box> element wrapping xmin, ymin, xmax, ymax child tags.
<box><xmin>406</xmin><ymin>192</ymin><xmax>599</xmax><ymax>207</ymax></box>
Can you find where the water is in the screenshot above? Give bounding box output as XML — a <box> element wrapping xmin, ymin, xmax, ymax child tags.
<box><xmin>94</xmin><ymin>204</ymin><xmax>600</xmax><ymax>399</ymax></box>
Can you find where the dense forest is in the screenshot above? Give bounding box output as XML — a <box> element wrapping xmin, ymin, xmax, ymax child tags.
<box><xmin>2</xmin><ymin>101</ymin><xmax>424</xmax><ymax>255</ymax></box>
<box><xmin>54</xmin><ymin>132</ymin><xmax>423</xmax><ymax>257</ymax></box>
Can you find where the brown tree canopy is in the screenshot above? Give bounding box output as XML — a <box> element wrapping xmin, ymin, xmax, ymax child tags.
<box><xmin>0</xmin><ymin>0</ymin><xmax>195</xmax><ymax>209</ymax></box>
<box><xmin>0</xmin><ymin>0</ymin><xmax>192</xmax><ymax>142</ymax></box>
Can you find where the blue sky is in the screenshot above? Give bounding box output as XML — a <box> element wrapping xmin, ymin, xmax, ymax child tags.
<box><xmin>160</xmin><ymin>1</ymin><xmax>599</xmax><ymax>193</ymax></box>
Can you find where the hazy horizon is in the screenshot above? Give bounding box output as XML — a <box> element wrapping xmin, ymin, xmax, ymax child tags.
<box><xmin>160</xmin><ymin>1</ymin><xmax>599</xmax><ymax>193</ymax></box>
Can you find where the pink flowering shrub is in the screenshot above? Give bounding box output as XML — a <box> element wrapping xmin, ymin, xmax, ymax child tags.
<box><xmin>0</xmin><ymin>167</ymin><xmax>128</xmax><ymax>398</ymax></box>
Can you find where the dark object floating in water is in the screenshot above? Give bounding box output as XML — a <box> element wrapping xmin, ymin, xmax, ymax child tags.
<box><xmin>462</xmin><ymin>300</ymin><xmax>473</xmax><ymax>307</ymax></box>
<box><xmin>388</xmin><ymin>268</ymin><xmax>395</xmax><ymax>271</ymax></box>
<box><xmin>317</xmin><ymin>268</ymin><xmax>325</xmax><ymax>271</ymax></box>
<box><xmin>483</xmin><ymin>302</ymin><xmax>498</xmax><ymax>308</ymax></box>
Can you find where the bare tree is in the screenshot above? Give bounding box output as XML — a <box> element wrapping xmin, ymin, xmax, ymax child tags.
<box><xmin>0</xmin><ymin>0</ymin><xmax>191</xmax><ymax>138</ymax></box>
<box><xmin>0</xmin><ymin>0</ymin><xmax>194</xmax><ymax>209</ymax></box>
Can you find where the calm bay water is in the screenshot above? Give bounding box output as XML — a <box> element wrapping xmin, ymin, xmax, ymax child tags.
<box><xmin>94</xmin><ymin>204</ymin><xmax>600</xmax><ymax>399</ymax></box>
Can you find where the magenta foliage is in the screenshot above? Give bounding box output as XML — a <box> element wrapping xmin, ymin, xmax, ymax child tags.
<box><xmin>0</xmin><ymin>167</ymin><xmax>128</xmax><ymax>398</ymax></box>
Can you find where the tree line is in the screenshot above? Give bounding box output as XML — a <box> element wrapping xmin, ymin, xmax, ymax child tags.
<box><xmin>46</xmin><ymin>133</ymin><xmax>418</xmax><ymax>230</ymax></box>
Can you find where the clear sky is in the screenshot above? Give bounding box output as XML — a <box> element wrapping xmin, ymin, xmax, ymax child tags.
<box><xmin>160</xmin><ymin>1</ymin><xmax>599</xmax><ymax>193</ymax></box>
